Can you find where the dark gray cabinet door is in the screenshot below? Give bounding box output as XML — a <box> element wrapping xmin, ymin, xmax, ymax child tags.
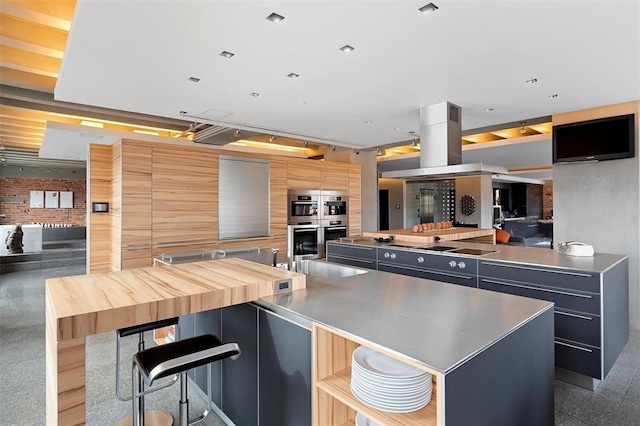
<box><xmin>221</xmin><ymin>304</ymin><xmax>259</xmax><ymax>426</ymax></box>
<box><xmin>258</xmin><ymin>309</ymin><xmax>312</xmax><ymax>426</ymax></box>
<box><xmin>378</xmin><ymin>262</ymin><xmax>477</xmax><ymax>287</ymax></box>
<box><xmin>326</xmin><ymin>254</ymin><xmax>377</xmax><ymax>270</ymax></box>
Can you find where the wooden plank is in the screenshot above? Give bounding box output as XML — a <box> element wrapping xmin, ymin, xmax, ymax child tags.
<box><xmin>87</xmin><ymin>144</ymin><xmax>113</xmax><ymax>273</ymax></box>
<box><xmin>552</xmin><ymin>101</ymin><xmax>638</xmax><ymax>126</ymax></box>
<box><xmin>363</xmin><ymin>227</ymin><xmax>495</xmax><ymax>244</ymax></box>
<box><xmin>287</xmin><ymin>160</ymin><xmax>321</xmax><ymax>189</ymax></box>
<box><xmin>348</xmin><ymin>165</ymin><xmax>361</xmax><ymax>236</ymax></box>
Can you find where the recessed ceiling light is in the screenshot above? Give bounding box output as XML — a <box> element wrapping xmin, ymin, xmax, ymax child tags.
<box><xmin>485</xmin><ymin>108</ymin><xmax>494</xmax><ymax>112</ymax></box>
<box><xmin>339</xmin><ymin>45</ymin><xmax>355</xmax><ymax>52</ymax></box>
<box><xmin>266</xmin><ymin>12</ymin><xmax>285</xmax><ymax>22</ymax></box>
<box><xmin>188</xmin><ymin>76</ymin><xmax>201</xmax><ymax>83</ymax></box>
<box><xmin>394</xmin><ymin>127</ymin><xmax>401</xmax><ymax>131</ymax></box>
<box><xmin>418</xmin><ymin>3</ymin><xmax>439</xmax><ymax>14</ymax></box>
<box><xmin>364</xmin><ymin>120</ymin><xmax>372</xmax><ymax>124</ymax></box>
<box><xmin>220</xmin><ymin>51</ymin><xmax>235</xmax><ymax>58</ymax></box>
<box><xmin>250</xmin><ymin>92</ymin><xmax>260</xmax><ymax>97</ymax></box>
<box><xmin>296</xmin><ymin>100</ymin><xmax>307</xmax><ymax>105</ymax></box>
<box><xmin>179</xmin><ymin>110</ymin><xmax>187</xmax><ymax>115</ymax></box>
<box><xmin>548</xmin><ymin>94</ymin><xmax>559</xmax><ymax>98</ymax></box>
<box><xmin>525</xmin><ymin>78</ymin><xmax>538</xmax><ymax>84</ymax></box>
<box><xmin>287</xmin><ymin>73</ymin><xmax>300</xmax><ymax>79</ymax></box>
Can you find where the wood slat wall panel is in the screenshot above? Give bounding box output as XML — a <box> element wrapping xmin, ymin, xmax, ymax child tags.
<box><xmin>321</xmin><ymin>163</ymin><xmax>349</xmax><ymax>190</ymax></box>
<box><xmin>87</xmin><ymin>144</ymin><xmax>113</xmax><ymax>273</ymax></box>
<box><xmin>152</xmin><ymin>148</ymin><xmax>218</xmax><ymax>247</ymax></box>
<box><xmin>270</xmin><ymin>160</ymin><xmax>288</xmax><ymax>237</ymax></box>
<box><xmin>348</xmin><ymin>165</ymin><xmax>362</xmax><ymax>236</ymax></box>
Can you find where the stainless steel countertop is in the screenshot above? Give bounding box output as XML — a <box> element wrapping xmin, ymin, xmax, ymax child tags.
<box><xmin>333</xmin><ymin>237</ymin><xmax>627</xmax><ymax>273</ymax></box>
<box><xmin>258</xmin><ymin>265</ymin><xmax>553</xmax><ymax>375</ymax></box>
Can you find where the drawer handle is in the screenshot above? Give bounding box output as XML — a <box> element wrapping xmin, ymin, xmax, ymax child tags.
<box><xmin>481</xmin><ymin>279</ymin><xmax>592</xmax><ymax>299</ymax></box>
<box><xmin>328</xmin><ymin>255</ymin><xmax>374</xmax><ymax>265</ymax></box>
<box><xmin>555</xmin><ymin>310</ymin><xmax>593</xmax><ymax>321</ymax></box>
<box><xmin>380</xmin><ymin>263</ymin><xmax>472</xmax><ymax>280</ymax></box>
<box><xmin>480</xmin><ymin>262</ymin><xmax>592</xmax><ymax>278</ymax></box>
<box><xmin>555</xmin><ymin>340</ymin><xmax>593</xmax><ymax>353</ymax></box>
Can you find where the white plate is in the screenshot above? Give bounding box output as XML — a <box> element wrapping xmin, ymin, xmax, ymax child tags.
<box><xmin>355</xmin><ymin>412</ymin><xmax>381</xmax><ymax>426</ymax></box>
<box><xmin>351</xmin><ymin>379</ymin><xmax>431</xmax><ymax>406</ymax></box>
<box><xmin>351</xmin><ymin>359</ymin><xmax>431</xmax><ymax>384</ymax></box>
<box><xmin>351</xmin><ymin>382</ymin><xmax>432</xmax><ymax>413</ymax></box>
<box><xmin>351</xmin><ymin>374</ymin><xmax>432</xmax><ymax>396</ymax></box>
<box><xmin>352</xmin><ymin>366</ymin><xmax>432</xmax><ymax>390</ymax></box>
<box><xmin>352</xmin><ymin>347</ymin><xmax>425</xmax><ymax>379</ymax></box>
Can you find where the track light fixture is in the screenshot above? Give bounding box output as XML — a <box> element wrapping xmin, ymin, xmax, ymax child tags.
<box><xmin>270</xmin><ymin>135</ymin><xmax>276</xmax><ymax>143</ymax></box>
<box><xmin>376</xmin><ymin>147</ymin><xmax>384</xmax><ymax>156</ymax></box>
<box><xmin>411</xmin><ymin>139</ymin><xmax>418</xmax><ymax>147</ymax></box>
<box><xmin>331</xmin><ymin>145</ymin><xmax>336</xmax><ymax>151</ymax></box>
<box><xmin>234</xmin><ymin>129</ymin><xmax>240</xmax><ymax>138</ymax></box>
<box><xmin>303</xmin><ymin>141</ymin><xmax>309</xmax><ymax>148</ymax></box>
<box><xmin>520</xmin><ymin>121</ymin><xmax>527</xmax><ymax>135</ymax></box>
<box><xmin>354</xmin><ymin>149</ymin><xmax>360</xmax><ymax>155</ymax></box>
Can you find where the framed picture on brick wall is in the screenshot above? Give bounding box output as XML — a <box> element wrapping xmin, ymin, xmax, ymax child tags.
<box><xmin>60</xmin><ymin>191</ymin><xmax>73</xmax><ymax>208</ymax></box>
<box><xmin>30</xmin><ymin>190</ymin><xmax>44</xmax><ymax>208</ymax></box>
<box><xmin>45</xmin><ymin>191</ymin><xmax>59</xmax><ymax>208</ymax></box>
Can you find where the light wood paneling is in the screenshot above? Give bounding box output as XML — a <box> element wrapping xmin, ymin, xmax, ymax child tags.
<box><xmin>348</xmin><ymin>165</ymin><xmax>362</xmax><ymax>236</ymax></box>
<box><xmin>269</xmin><ymin>235</ymin><xmax>288</xmax><ymax>262</ymax></box>
<box><xmin>321</xmin><ymin>163</ymin><xmax>349</xmax><ymax>190</ymax></box>
<box><xmin>87</xmin><ymin>144</ymin><xmax>113</xmax><ymax>273</ymax></box>
<box><xmin>287</xmin><ymin>160</ymin><xmax>321</xmax><ymax>189</ymax></box>
<box><xmin>120</xmin><ymin>142</ymin><xmax>152</xmax><ymax>269</ymax></box>
<box><xmin>270</xmin><ymin>160</ymin><xmax>288</xmax><ymax>237</ymax></box>
<box><xmin>552</xmin><ymin>101</ymin><xmax>639</xmax><ymax>126</ymax></box>
<box><xmin>152</xmin><ymin>147</ymin><xmax>218</xmax><ymax>247</ymax></box>
<box><xmin>111</xmin><ymin>141</ymin><xmax>122</xmax><ymax>271</ymax></box>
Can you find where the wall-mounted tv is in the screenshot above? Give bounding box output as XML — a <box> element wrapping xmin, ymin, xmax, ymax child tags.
<box><xmin>552</xmin><ymin>113</ymin><xmax>635</xmax><ymax>164</ymax></box>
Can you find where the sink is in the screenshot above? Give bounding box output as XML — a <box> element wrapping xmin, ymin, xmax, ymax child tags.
<box><xmin>298</xmin><ymin>259</ymin><xmax>368</xmax><ymax>279</ymax></box>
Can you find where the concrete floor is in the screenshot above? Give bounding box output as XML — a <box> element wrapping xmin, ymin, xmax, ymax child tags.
<box><xmin>1</xmin><ymin>264</ymin><xmax>639</xmax><ymax>425</ymax></box>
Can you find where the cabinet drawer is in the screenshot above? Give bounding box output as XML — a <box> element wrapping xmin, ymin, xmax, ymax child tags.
<box><xmin>377</xmin><ymin>249</ymin><xmax>478</xmax><ymax>275</ymax></box>
<box><xmin>379</xmin><ymin>262</ymin><xmax>477</xmax><ymax>288</ymax></box>
<box><xmin>554</xmin><ymin>308</ymin><xmax>601</xmax><ymax>347</ymax></box>
<box><xmin>479</xmin><ymin>261</ymin><xmax>599</xmax><ymax>294</ymax></box>
<box><xmin>326</xmin><ymin>255</ymin><xmax>377</xmax><ymax>270</ymax></box>
<box><xmin>555</xmin><ymin>338</ymin><xmax>601</xmax><ymax>379</ymax></box>
<box><xmin>479</xmin><ymin>277</ymin><xmax>600</xmax><ymax>314</ymax></box>
<box><xmin>326</xmin><ymin>243</ymin><xmax>377</xmax><ymax>260</ymax></box>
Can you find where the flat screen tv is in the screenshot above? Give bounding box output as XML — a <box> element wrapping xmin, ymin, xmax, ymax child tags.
<box><xmin>552</xmin><ymin>113</ymin><xmax>635</xmax><ymax>163</ymax></box>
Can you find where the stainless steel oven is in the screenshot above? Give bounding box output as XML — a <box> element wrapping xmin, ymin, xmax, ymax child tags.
<box><xmin>320</xmin><ymin>191</ymin><xmax>348</xmax><ymax>221</ymax></box>
<box><xmin>320</xmin><ymin>219</ymin><xmax>348</xmax><ymax>258</ymax></box>
<box><xmin>287</xmin><ymin>224</ymin><xmax>320</xmax><ymax>261</ymax></box>
<box><xmin>288</xmin><ymin>191</ymin><xmax>319</xmax><ymax>224</ymax></box>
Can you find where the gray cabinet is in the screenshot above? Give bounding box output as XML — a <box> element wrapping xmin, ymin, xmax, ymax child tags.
<box><xmin>181</xmin><ymin>304</ymin><xmax>311</xmax><ymax>425</ymax></box>
<box><xmin>377</xmin><ymin>248</ymin><xmax>478</xmax><ymax>288</ymax></box>
<box><xmin>326</xmin><ymin>242</ymin><xmax>377</xmax><ymax>270</ymax></box>
<box><xmin>478</xmin><ymin>259</ymin><xmax>629</xmax><ymax>381</ymax></box>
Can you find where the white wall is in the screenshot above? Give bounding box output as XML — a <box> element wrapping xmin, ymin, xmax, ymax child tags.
<box><xmin>553</xmin><ymin>102</ymin><xmax>639</xmax><ymax>330</ymax></box>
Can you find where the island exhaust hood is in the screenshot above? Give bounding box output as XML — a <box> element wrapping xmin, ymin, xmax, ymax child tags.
<box><xmin>380</xmin><ymin>102</ymin><xmax>507</xmax><ymax>180</ymax></box>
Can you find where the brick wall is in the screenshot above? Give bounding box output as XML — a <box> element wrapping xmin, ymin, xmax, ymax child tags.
<box><xmin>542</xmin><ymin>179</ymin><xmax>553</xmax><ymax>219</ymax></box>
<box><xmin>0</xmin><ymin>177</ymin><xmax>86</xmax><ymax>226</ymax></box>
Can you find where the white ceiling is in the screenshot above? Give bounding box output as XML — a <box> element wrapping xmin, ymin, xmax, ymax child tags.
<box><xmin>54</xmin><ymin>1</ymin><xmax>639</xmax><ymax>154</ymax></box>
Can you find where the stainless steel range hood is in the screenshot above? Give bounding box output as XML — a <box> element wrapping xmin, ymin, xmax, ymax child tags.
<box><xmin>380</xmin><ymin>102</ymin><xmax>507</xmax><ymax>180</ymax></box>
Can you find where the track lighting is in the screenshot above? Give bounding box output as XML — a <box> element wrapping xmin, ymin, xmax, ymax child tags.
<box><xmin>303</xmin><ymin>141</ymin><xmax>309</xmax><ymax>148</ymax></box>
<box><xmin>376</xmin><ymin>147</ymin><xmax>384</xmax><ymax>156</ymax></box>
<box><xmin>354</xmin><ymin>149</ymin><xmax>360</xmax><ymax>155</ymax></box>
<box><xmin>235</xmin><ymin>129</ymin><xmax>240</xmax><ymax>138</ymax></box>
<box><xmin>331</xmin><ymin>145</ymin><xmax>336</xmax><ymax>151</ymax></box>
<box><xmin>520</xmin><ymin>121</ymin><xmax>527</xmax><ymax>135</ymax></box>
<box><xmin>270</xmin><ymin>135</ymin><xmax>276</xmax><ymax>143</ymax></box>
<box><xmin>411</xmin><ymin>139</ymin><xmax>418</xmax><ymax>147</ymax></box>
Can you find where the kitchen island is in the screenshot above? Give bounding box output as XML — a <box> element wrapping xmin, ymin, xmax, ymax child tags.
<box><xmin>363</xmin><ymin>226</ymin><xmax>495</xmax><ymax>244</ymax></box>
<box><xmin>45</xmin><ymin>258</ymin><xmax>305</xmax><ymax>425</ymax></box>
<box><xmin>326</xmin><ymin>238</ymin><xmax>629</xmax><ymax>390</ymax></box>
<box><xmin>257</xmin><ymin>261</ymin><xmax>554</xmax><ymax>425</ymax></box>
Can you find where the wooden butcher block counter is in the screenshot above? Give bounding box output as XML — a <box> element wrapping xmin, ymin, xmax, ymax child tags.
<box><xmin>45</xmin><ymin>258</ymin><xmax>305</xmax><ymax>425</ymax></box>
<box><xmin>364</xmin><ymin>226</ymin><xmax>495</xmax><ymax>244</ymax></box>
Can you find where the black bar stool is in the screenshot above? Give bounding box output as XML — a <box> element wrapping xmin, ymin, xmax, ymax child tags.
<box><xmin>131</xmin><ymin>334</ymin><xmax>240</xmax><ymax>426</ymax></box>
<box><xmin>115</xmin><ymin>317</ymin><xmax>180</xmax><ymax>426</ymax></box>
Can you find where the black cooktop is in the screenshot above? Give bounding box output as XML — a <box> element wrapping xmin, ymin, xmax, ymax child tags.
<box><xmin>451</xmin><ymin>248</ymin><xmax>498</xmax><ymax>256</ymax></box>
<box><xmin>420</xmin><ymin>245</ymin><xmax>457</xmax><ymax>252</ymax></box>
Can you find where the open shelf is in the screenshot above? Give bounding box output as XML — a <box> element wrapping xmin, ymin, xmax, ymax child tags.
<box><xmin>313</xmin><ymin>323</ymin><xmax>441</xmax><ymax>426</ymax></box>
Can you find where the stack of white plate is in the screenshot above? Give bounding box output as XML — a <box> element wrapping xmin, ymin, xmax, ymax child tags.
<box><xmin>350</xmin><ymin>346</ymin><xmax>432</xmax><ymax>413</ymax></box>
<box><xmin>355</xmin><ymin>412</ymin><xmax>380</xmax><ymax>426</ymax></box>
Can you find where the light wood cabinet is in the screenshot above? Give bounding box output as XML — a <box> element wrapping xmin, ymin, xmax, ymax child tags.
<box><xmin>152</xmin><ymin>147</ymin><xmax>218</xmax><ymax>250</ymax></box>
<box><xmin>121</xmin><ymin>143</ymin><xmax>152</xmax><ymax>269</ymax></box>
<box><xmin>321</xmin><ymin>163</ymin><xmax>349</xmax><ymax>190</ymax></box>
<box><xmin>313</xmin><ymin>323</ymin><xmax>441</xmax><ymax>426</ymax></box>
<box><xmin>288</xmin><ymin>161</ymin><xmax>321</xmax><ymax>189</ymax></box>
<box><xmin>270</xmin><ymin>160</ymin><xmax>288</xmax><ymax>237</ymax></box>
<box><xmin>348</xmin><ymin>165</ymin><xmax>362</xmax><ymax>236</ymax></box>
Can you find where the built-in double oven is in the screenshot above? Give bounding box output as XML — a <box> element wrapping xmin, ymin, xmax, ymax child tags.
<box><xmin>287</xmin><ymin>190</ymin><xmax>349</xmax><ymax>261</ymax></box>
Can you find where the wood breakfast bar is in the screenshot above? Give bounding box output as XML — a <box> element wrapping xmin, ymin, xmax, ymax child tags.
<box><xmin>44</xmin><ymin>258</ymin><xmax>305</xmax><ymax>425</ymax></box>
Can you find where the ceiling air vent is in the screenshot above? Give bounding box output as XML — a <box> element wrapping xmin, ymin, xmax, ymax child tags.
<box><xmin>193</xmin><ymin>125</ymin><xmax>260</xmax><ymax>146</ymax></box>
